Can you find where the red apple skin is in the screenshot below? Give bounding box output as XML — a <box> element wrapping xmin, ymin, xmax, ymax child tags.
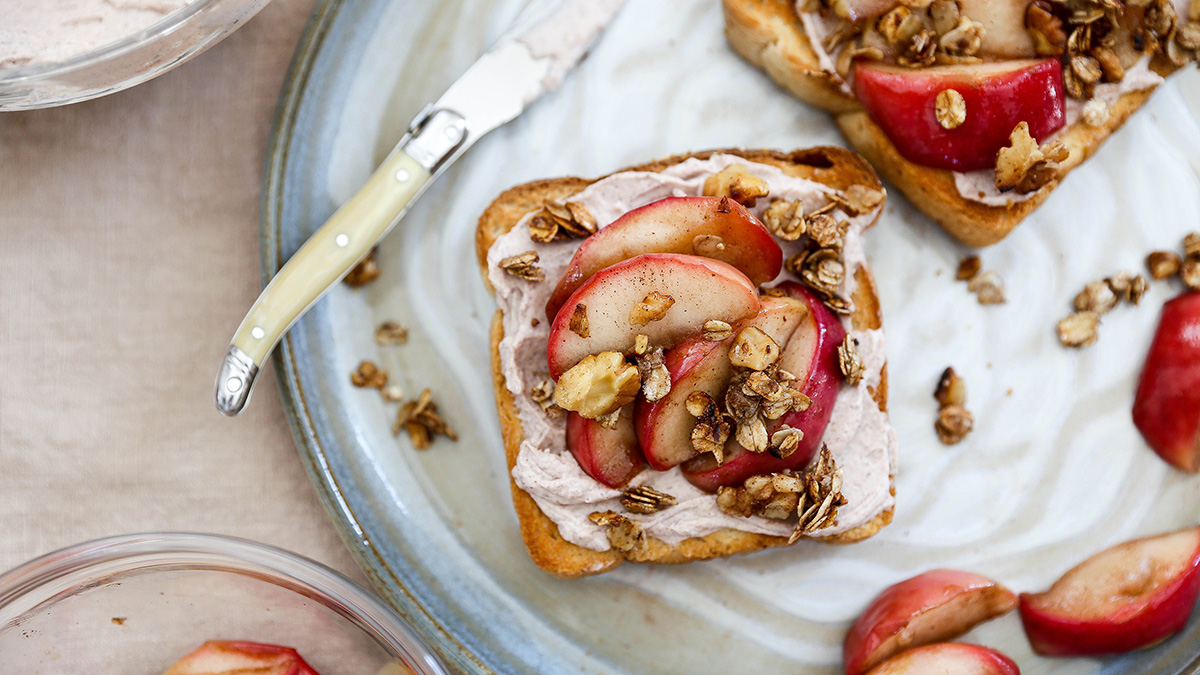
<box><xmin>853</xmin><ymin>58</ymin><xmax>1066</xmax><ymax>172</ymax></box>
<box><xmin>545</xmin><ymin>196</ymin><xmax>783</xmax><ymax>322</ymax></box>
<box><xmin>1018</xmin><ymin>526</ymin><xmax>1200</xmax><ymax>657</ymax></box>
<box><xmin>546</xmin><ymin>253</ymin><xmax>760</xmax><ymax>379</ymax></box>
<box><xmin>843</xmin><ymin>569</ymin><xmax>1018</xmax><ymax>675</ymax></box>
<box><xmin>681</xmin><ymin>283</ymin><xmax>846</xmax><ymax>492</ymax></box>
<box><xmin>565</xmin><ymin>408</ymin><xmax>645</xmax><ymax>488</ymax></box>
<box><xmin>863</xmin><ymin>643</ymin><xmax>1020</xmax><ymax>675</ymax></box>
<box><xmin>1133</xmin><ymin>292</ymin><xmax>1200</xmax><ymax>472</ymax></box>
<box><xmin>636</xmin><ymin>296</ymin><xmax>809</xmax><ymax>471</ymax></box>
<box><xmin>163</xmin><ymin>641</ymin><xmax>319</xmax><ymax>675</ymax></box>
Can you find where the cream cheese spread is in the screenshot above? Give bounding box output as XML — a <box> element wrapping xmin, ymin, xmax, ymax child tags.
<box><xmin>0</xmin><ymin>0</ymin><xmax>194</xmax><ymax>68</ymax></box>
<box><xmin>794</xmin><ymin>1</ymin><xmax>1173</xmax><ymax>207</ymax></box>
<box><xmin>487</xmin><ymin>154</ymin><xmax>898</xmax><ymax>552</ymax></box>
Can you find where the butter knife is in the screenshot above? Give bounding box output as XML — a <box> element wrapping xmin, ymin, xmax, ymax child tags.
<box><xmin>215</xmin><ymin>0</ymin><xmax>625</xmax><ymax>416</ymax></box>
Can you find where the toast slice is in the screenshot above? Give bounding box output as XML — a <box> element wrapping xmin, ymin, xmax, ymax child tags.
<box><xmin>476</xmin><ymin>148</ymin><xmax>894</xmax><ymax>577</ymax></box>
<box><xmin>724</xmin><ymin>0</ymin><xmax>1194</xmax><ymax>247</ymax></box>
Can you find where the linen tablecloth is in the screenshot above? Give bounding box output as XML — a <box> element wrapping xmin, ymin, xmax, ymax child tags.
<box><xmin>0</xmin><ymin>0</ymin><xmax>365</xmax><ymax>582</ymax></box>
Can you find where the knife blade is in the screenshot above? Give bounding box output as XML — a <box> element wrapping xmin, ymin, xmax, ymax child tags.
<box><xmin>215</xmin><ymin>0</ymin><xmax>625</xmax><ymax>416</ymax></box>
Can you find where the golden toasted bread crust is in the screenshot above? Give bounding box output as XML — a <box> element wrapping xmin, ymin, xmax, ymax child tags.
<box><xmin>478</xmin><ymin>148</ymin><xmax>893</xmax><ymax>577</ymax></box>
<box><xmin>723</xmin><ymin>0</ymin><xmax>1189</xmax><ymax>247</ymax></box>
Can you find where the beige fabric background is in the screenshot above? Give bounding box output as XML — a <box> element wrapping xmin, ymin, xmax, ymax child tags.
<box><xmin>0</xmin><ymin>0</ymin><xmax>366</xmax><ymax>582</ymax></box>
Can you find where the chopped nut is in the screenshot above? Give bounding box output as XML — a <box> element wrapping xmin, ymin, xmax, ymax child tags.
<box><xmin>569</xmin><ymin>304</ymin><xmax>589</xmax><ymax>338</ymax></box>
<box><xmin>1107</xmin><ymin>271</ymin><xmax>1148</xmax><ymax>305</ymax></box>
<box><xmin>528</xmin><ymin>202</ymin><xmax>596</xmax><ymax>242</ymax></box>
<box><xmin>633</xmin><ymin>333</ymin><xmax>650</xmax><ymax>355</ymax></box>
<box><xmin>629</xmin><ymin>291</ymin><xmax>675</xmax><ymax>327</ymax></box>
<box><xmin>790</xmin><ymin>445</ymin><xmax>846</xmax><ymax>543</ymax></box>
<box><xmin>935</xmin><ymin>405</ymin><xmax>974</xmax><ymax>445</ymax></box>
<box><xmin>351</xmin><ymin>360</ymin><xmax>387</xmax><ymax>389</ymax></box>
<box><xmin>1057</xmin><ymin>311</ymin><xmax>1101</xmax><ymax>347</ymax></box>
<box><xmin>621</xmin><ymin>486</ymin><xmax>677</xmax><ymax>514</ymax></box>
<box><xmin>594</xmin><ymin>409</ymin><xmax>621</xmax><ymax>430</ymax></box>
<box><xmin>553</xmin><ymin>352</ymin><xmax>640</xmax><ymax>419</ymax></box>
<box><xmin>375</xmin><ymin>321</ymin><xmax>409</xmax><ymax>346</ymax></box>
<box><xmin>1074</xmin><ymin>280</ymin><xmax>1118</xmax><ymax>314</ymax></box>
<box><xmin>1147</xmin><ymin>251</ymin><xmax>1183</xmax><ymax>280</ymax></box>
<box><xmin>1026</xmin><ymin>0</ymin><xmax>1067</xmax><ymax>56</ymax></box>
<box><xmin>381</xmin><ymin>385</ymin><xmax>405</xmax><ymax>403</ymax></box>
<box><xmin>703</xmin><ymin>320</ymin><xmax>733</xmax><ymax>341</ymax></box>
<box><xmin>996</xmin><ymin>122</ymin><xmax>1064</xmax><ymax>194</ymax></box>
<box><xmin>935</xmin><ymin>89</ymin><xmax>967</xmax><ymax>130</ymax></box>
<box><xmin>1183</xmin><ymin>259</ymin><xmax>1200</xmax><ymax>290</ymax></box>
<box><xmin>498</xmin><ymin>251</ymin><xmax>545</xmax><ymax>282</ymax></box>
<box><xmin>729</xmin><ymin>327</ymin><xmax>781</xmax><ymax>371</ymax></box>
<box><xmin>956</xmin><ymin>255</ymin><xmax>982</xmax><ymax>281</ymax></box>
<box><xmin>838</xmin><ymin>335</ymin><xmax>864</xmax><ymax>386</ymax></box>
<box><xmin>529</xmin><ymin>379</ymin><xmax>561</xmax><ymax>417</ymax></box>
<box><xmin>344</xmin><ymin>248</ymin><xmax>381</xmax><ymax>287</ymax></box>
<box><xmin>939</xmin><ymin>17</ymin><xmax>984</xmax><ymax>56</ymax></box>
<box><xmin>393</xmin><ymin>388</ymin><xmax>457</xmax><ymax>448</ymax></box>
<box><xmin>769</xmin><ymin>426</ymin><xmax>803</xmax><ymax>459</ymax></box>
<box><xmin>762</xmin><ymin>200</ymin><xmax>807</xmax><ymax>241</ymax></box>
<box><xmin>934</xmin><ymin>367</ymin><xmax>967</xmax><ymax>408</ymax></box>
<box><xmin>692</xmin><ymin>234</ymin><xmax>726</xmax><ymax>257</ymax></box>
<box><xmin>635</xmin><ymin>346</ymin><xmax>672</xmax><ymax>403</ymax></box>
<box><xmin>688</xmin><ymin>391</ymin><xmax>732</xmax><ymax>463</ymax></box>
<box><xmin>588</xmin><ymin>511</ymin><xmax>647</xmax><ymax>553</ymax></box>
<box><xmin>967</xmin><ymin>270</ymin><xmax>1006</xmax><ymax>305</ymax></box>
<box><xmin>1082</xmin><ymin>99</ymin><xmax>1110</xmax><ymax>127</ymax></box>
<box><xmin>1185</xmin><ymin>232</ymin><xmax>1200</xmax><ymax>259</ymax></box>
<box><xmin>702</xmin><ymin>165</ymin><xmax>770</xmax><ymax>207</ymax></box>
<box><xmin>808</xmin><ymin>214</ymin><xmax>850</xmax><ymax>252</ymax></box>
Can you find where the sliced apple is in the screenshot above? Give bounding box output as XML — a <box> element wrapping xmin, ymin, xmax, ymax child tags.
<box><xmin>547</xmin><ymin>253</ymin><xmax>760</xmax><ymax>379</ymax></box>
<box><xmin>844</xmin><ymin>569</ymin><xmax>1018</xmax><ymax>675</ymax></box>
<box><xmin>959</xmin><ymin>0</ymin><xmax>1038</xmax><ymax>58</ymax></box>
<box><xmin>828</xmin><ymin>0</ymin><xmax>900</xmax><ymax>22</ymax></box>
<box><xmin>636</xmin><ymin>296</ymin><xmax>810</xmax><ymax>470</ymax></box>
<box><xmin>565</xmin><ymin>408</ymin><xmax>645</xmax><ymax>488</ymax></box>
<box><xmin>854</xmin><ymin>58</ymin><xmax>1065</xmax><ymax>172</ymax></box>
<box><xmin>1019</xmin><ymin>526</ymin><xmax>1200</xmax><ymax>656</ymax></box>
<box><xmin>545</xmin><ymin>196</ymin><xmax>783</xmax><ymax>321</ymax></box>
<box><xmin>682</xmin><ymin>283</ymin><xmax>846</xmax><ymax>491</ymax></box>
<box><xmin>1133</xmin><ymin>292</ymin><xmax>1200</xmax><ymax>472</ymax></box>
<box><xmin>163</xmin><ymin>641</ymin><xmax>319</xmax><ymax>675</ymax></box>
<box><xmin>863</xmin><ymin>643</ymin><xmax>1019</xmax><ymax>675</ymax></box>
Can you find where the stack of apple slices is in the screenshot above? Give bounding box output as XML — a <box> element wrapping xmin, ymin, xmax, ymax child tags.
<box><xmin>541</xmin><ymin>194</ymin><xmax>850</xmax><ymax>494</ymax></box>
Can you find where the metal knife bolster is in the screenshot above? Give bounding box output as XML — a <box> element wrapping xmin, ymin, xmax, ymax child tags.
<box><xmin>213</xmin><ymin>107</ymin><xmax>470</xmax><ymax>418</ymax></box>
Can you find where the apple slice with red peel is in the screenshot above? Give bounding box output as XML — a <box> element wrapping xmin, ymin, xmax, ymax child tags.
<box><xmin>682</xmin><ymin>283</ymin><xmax>846</xmax><ymax>492</ymax></box>
<box><xmin>1133</xmin><ymin>292</ymin><xmax>1200</xmax><ymax>472</ymax></box>
<box><xmin>863</xmin><ymin>643</ymin><xmax>1019</xmax><ymax>675</ymax></box>
<box><xmin>1018</xmin><ymin>526</ymin><xmax>1200</xmax><ymax>657</ymax></box>
<box><xmin>959</xmin><ymin>0</ymin><xmax>1039</xmax><ymax>58</ymax></box>
<box><xmin>854</xmin><ymin>58</ymin><xmax>1066</xmax><ymax>172</ymax></box>
<box><xmin>163</xmin><ymin>641</ymin><xmax>319</xmax><ymax>675</ymax></box>
<box><xmin>636</xmin><ymin>296</ymin><xmax>810</xmax><ymax>470</ymax></box>
<box><xmin>565</xmin><ymin>408</ymin><xmax>645</xmax><ymax>488</ymax></box>
<box><xmin>843</xmin><ymin>569</ymin><xmax>1018</xmax><ymax>675</ymax></box>
<box><xmin>545</xmin><ymin>196</ymin><xmax>783</xmax><ymax>322</ymax></box>
<box><xmin>547</xmin><ymin>253</ymin><xmax>760</xmax><ymax>379</ymax></box>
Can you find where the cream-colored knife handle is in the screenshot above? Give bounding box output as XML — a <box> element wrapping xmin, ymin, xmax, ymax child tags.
<box><xmin>216</xmin><ymin>109</ymin><xmax>468</xmax><ymax>416</ymax></box>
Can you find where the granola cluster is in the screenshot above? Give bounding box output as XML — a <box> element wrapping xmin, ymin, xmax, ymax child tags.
<box><xmin>528</xmin><ymin>201</ymin><xmax>597</xmax><ymax>243</ymax></box>
<box><xmin>995</xmin><ymin>122</ymin><xmax>1069</xmax><ymax>194</ymax></box>
<box><xmin>1057</xmin><ymin>270</ymin><xmax>1149</xmax><ymax>347</ymax></box>
<box><xmin>716</xmin><ymin>445</ymin><xmax>847</xmax><ymax>543</ymax></box>
<box><xmin>956</xmin><ymin>255</ymin><xmax>1007</xmax><ymax>305</ymax></box>
<box><xmin>933</xmin><ymin>366</ymin><xmax>974</xmax><ymax>445</ymax></box>
<box><xmin>815</xmin><ymin>0</ymin><xmax>989</xmax><ymax>74</ymax></box>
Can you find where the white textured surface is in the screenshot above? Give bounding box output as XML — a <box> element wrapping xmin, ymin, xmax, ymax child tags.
<box><xmin>319</xmin><ymin>0</ymin><xmax>1200</xmax><ymax>672</ymax></box>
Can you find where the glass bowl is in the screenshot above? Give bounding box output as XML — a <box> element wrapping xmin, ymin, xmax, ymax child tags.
<box><xmin>0</xmin><ymin>533</ymin><xmax>448</xmax><ymax>674</ymax></box>
<box><xmin>0</xmin><ymin>0</ymin><xmax>270</xmax><ymax>111</ymax></box>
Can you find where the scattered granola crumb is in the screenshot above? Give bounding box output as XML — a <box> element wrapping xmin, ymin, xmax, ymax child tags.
<box><xmin>621</xmin><ymin>486</ymin><xmax>677</xmax><ymax>514</ymax></box>
<box><xmin>1082</xmin><ymin>98</ymin><xmax>1109</xmax><ymax>127</ymax></box>
<box><xmin>967</xmin><ymin>270</ymin><xmax>1006</xmax><ymax>305</ymax></box>
<box><xmin>529</xmin><ymin>202</ymin><xmax>597</xmax><ymax>242</ymax></box>
<box><xmin>589</xmin><ymin>511</ymin><xmax>647</xmax><ymax>553</ymax></box>
<box><xmin>718</xmin><ymin>472</ymin><xmax>804</xmax><ymax>520</ymax></box>
<box><xmin>498</xmin><ymin>251</ymin><xmax>545</xmax><ymax>282</ymax></box>
<box><xmin>703</xmin><ymin>320</ymin><xmax>733</xmax><ymax>341</ymax></box>
<box><xmin>1057</xmin><ymin>311</ymin><xmax>1101</xmax><ymax>348</ymax></box>
<box><xmin>934</xmin><ymin>367</ymin><xmax>967</xmax><ymax>409</ymax></box>
<box><xmin>635</xmin><ymin>346</ymin><xmax>671</xmax><ymax>403</ymax></box>
<box><xmin>935</xmin><ymin>89</ymin><xmax>967</xmax><ymax>129</ymax></box>
<box><xmin>529</xmin><ymin>378</ymin><xmax>561</xmax><ymax>417</ymax></box>
<box><xmin>688</xmin><ymin>391</ymin><xmax>731</xmax><ymax>464</ymax></box>
<box><xmin>393</xmin><ymin>388</ymin><xmax>457</xmax><ymax>448</ymax></box>
<box><xmin>381</xmin><ymin>385</ymin><xmax>405</xmax><ymax>403</ymax></box>
<box><xmin>995</xmin><ymin>122</ymin><xmax>1066</xmax><ymax>193</ymax></box>
<box><xmin>837</xmin><ymin>335</ymin><xmax>864</xmax><ymax>385</ymax></box>
<box><xmin>1147</xmin><ymin>251</ymin><xmax>1182</xmax><ymax>280</ymax></box>
<box><xmin>956</xmin><ymin>255</ymin><xmax>981</xmax><ymax>281</ymax></box>
<box><xmin>1185</xmin><ymin>232</ymin><xmax>1200</xmax><ymax>260</ymax></box>
<box><xmin>344</xmin><ymin>248</ymin><xmax>381</xmax><ymax>287</ymax></box>
<box><xmin>935</xmin><ymin>405</ymin><xmax>975</xmax><ymax>445</ymax></box>
<box><xmin>1074</xmin><ymin>280</ymin><xmax>1118</xmax><ymax>314</ymax></box>
<box><xmin>1183</xmin><ymin>259</ymin><xmax>1200</xmax><ymax>290</ymax></box>
<box><xmin>375</xmin><ymin>321</ymin><xmax>409</xmax><ymax>346</ymax></box>
<box><xmin>350</xmin><ymin>361</ymin><xmax>387</xmax><ymax>389</ymax></box>
<box><xmin>790</xmin><ymin>445</ymin><xmax>846</xmax><ymax>543</ymax></box>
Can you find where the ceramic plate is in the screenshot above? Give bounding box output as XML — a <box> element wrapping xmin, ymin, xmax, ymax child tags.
<box><xmin>263</xmin><ymin>1</ymin><xmax>1200</xmax><ymax>672</ymax></box>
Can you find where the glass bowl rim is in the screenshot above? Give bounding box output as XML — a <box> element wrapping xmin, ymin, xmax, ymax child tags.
<box><xmin>0</xmin><ymin>0</ymin><xmax>231</xmax><ymax>83</ymax></box>
<box><xmin>0</xmin><ymin>532</ymin><xmax>448</xmax><ymax>675</ymax></box>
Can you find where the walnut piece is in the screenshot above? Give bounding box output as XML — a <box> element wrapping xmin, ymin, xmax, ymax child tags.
<box><xmin>934</xmin><ymin>366</ymin><xmax>967</xmax><ymax>408</ymax></box>
<box><xmin>375</xmin><ymin>321</ymin><xmax>409</xmax><ymax>346</ymax></box>
<box><xmin>935</xmin><ymin>405</ymin><xmax>975</xmax><ymax>445</ymax></box>
<box><xmin>1183</xmin><ymin>259</ymin><xmax>1200</xmax><ymax>290</ymax></box>
<box><xmin>629</xmin><ymin>291</ymin><xmax>675</xmax><ymax>327</ymax></box>
<box><xmin>529</xmin><ymin>379</ymin><xmax>561</xmax><ymax>417</ymax></box>
<box><xmin>588</xmin><ymin>511</ymin><xmax>647</xmax><ymax>553</ymax></box>
<box><xmin>498</xmin><ymin>251</ymin><xmax>545</xmax><ymax>282</ymax></box>
<box><xmin>1147</xmin><ymin>251</ymin><xmax>1182</xmax><ymax>280</ymax></box>
<box><xmin>1074</xmin><ymin>280</ymin><xmax>1118</xmax><ymax>314</ymax></box>
<box><xmin>838</xmin><ymin>335</ymin><xmax>864</xmax><ymax>386</ymax></box>
<box><xmin>956</xmin><ymin>255</ymin><xmax>982</xmax><ymax>281</ymax></box>
<box><xmin>635</xmin><ymin>346</ymin><xmax>672</xmax><ymax>403</ymax></box>
<box><xmin>344</xmin><ymin>248</ymin><xmax>381</xmax><ymax>287</ymax></box>
<box><xmin>967</xmin><ymin>271</ymin><xmax>1006</xmax><ymax>305</ymax></box>
<box><xmin>935</xmin><ymin>89</ymin><xmax>967</xmax><ymax>130</ymax></box>
<box><xmin>1107</xmin><ymin>271</ymin><xmax>1149</xmax><ymax>305</ymax></box>
<box><xmin>351</xmin><ymin>361</ymin><xmax>387</xmax><ymax>389</ymax></box>
<box><xmin>569</xmin><ymin>304</ymin><xmax>589</xmax><ymax>338</ymax></box>
<box><xmin>1057</xmin><ymin>312</ymin><xmax>1101</xmax><ymax>348</ymax></box>
<box><xmin>621</xmin><ymin>486</ymin><xmax>677</xmax><ymax>514</ymax></box>
<box><xmin>553</xmin><ymin>352</ymin><xmax>640</xmax><ymax>419</ymax></box>
<box><xmin>1185</xmin><ymin>232</ymin><xmax>1200</xmax><ymax>260</ymax></box>
<box><xmin>729</xmin><ymin>327</ymin><xmax>781</xmax><ymax>371</ymax></box>
<box><xmin>995</xmin><ymin>122</ymin><xmax>1066</xmax><ymax>194</ymax></box>
<box><xmin>702</xmin><ymin>165</ymin><xmax>769</xmax><ymax>207</ymax></box>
